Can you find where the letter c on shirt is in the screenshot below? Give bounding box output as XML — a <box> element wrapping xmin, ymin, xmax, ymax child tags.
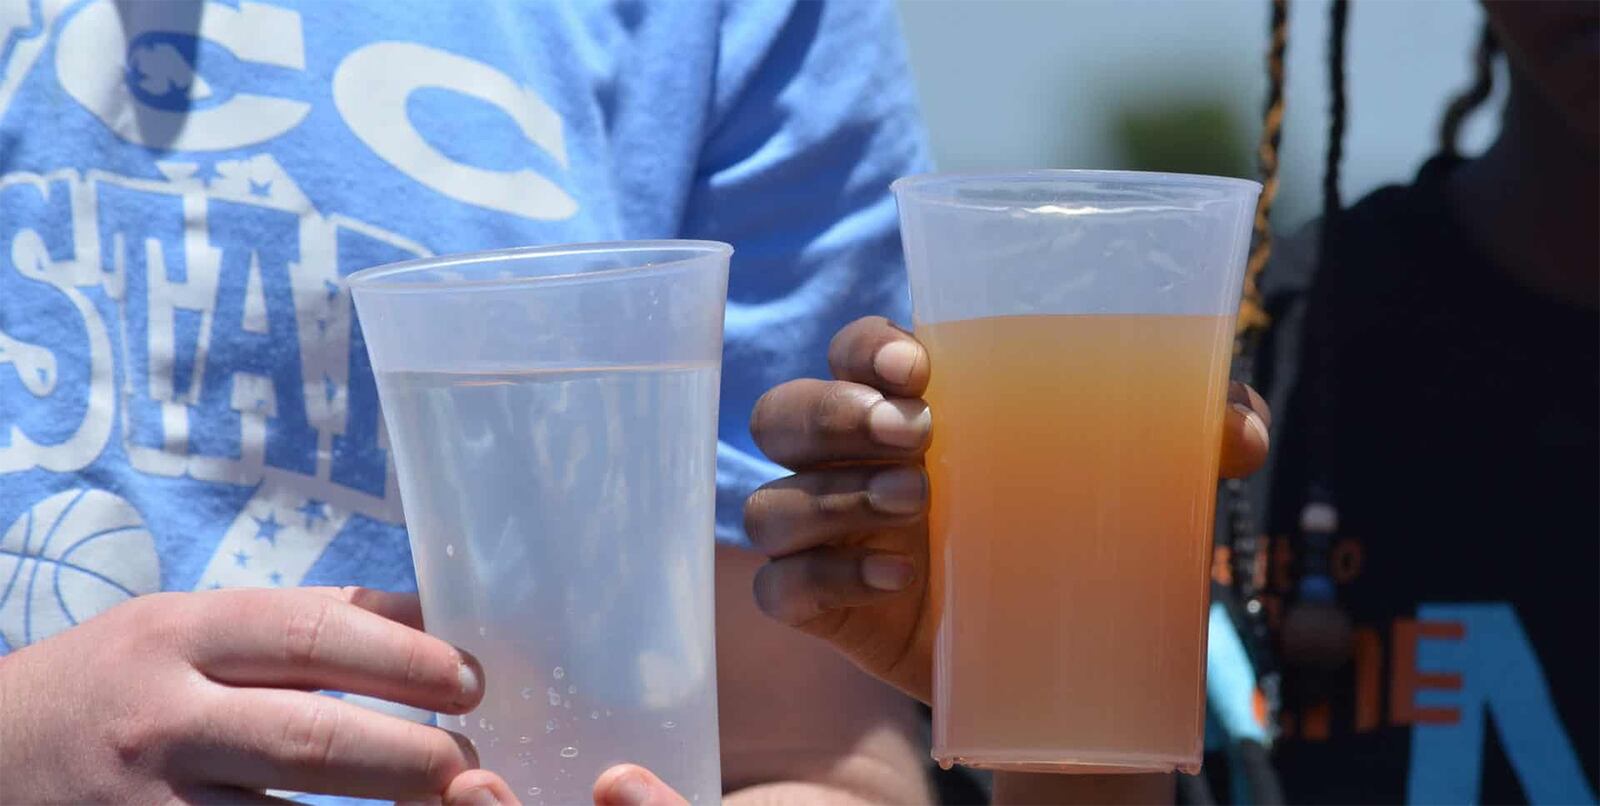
<box><xmin>55</xmin><ymin>0</ymin><xmax>312</xmax><ymax>151</ymax></box>
<box><xmin>332</xmin><ymin>41</ymin><xmax>577</xmax><ymax>221</ymax></box>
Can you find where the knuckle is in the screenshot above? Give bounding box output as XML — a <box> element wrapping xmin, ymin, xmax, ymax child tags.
<box><xmin>108</xmin><ymin>694</ymin><xmax>197</xmax><ymax>773</ymax></box>
<box><xmin>811</xmin><ymin>487</ymin><xmax>870</xmax><ymax>520</ymax></box>
<box><xmin>108</xmin><ymin>709</ymin><xmax>168</xmax><ymax>770</ymax></box>
<box><xmin>283</xmin><ymin>596</ymin><xmax>336</xmax><ymax>668</ymax></box>
<box><xmin>121</xmin><ymin>592</ymin><xmax>196</xmax><ymax>656</ymax></box>
<box><xmin>814</xmin><ymin>383</ymin><xmax>874</xmax><ymax>438</ymax></box>
<box><xmin>399</xmin><ymin>635</ymin><xmax>454</xmax><ymax>701</ymax></box>
<box><xmin>280</xmin><ymin>698</ymin><xmax>343</xmax><ymax>768</ymax></box>
<box><xmin>422</xmin><ymin>728</ymin><xmax>471</xmax><ymax>789</ymax></box>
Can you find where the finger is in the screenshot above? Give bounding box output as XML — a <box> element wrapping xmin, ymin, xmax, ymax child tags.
<box><xmin>443</xmin><ymin>769</ymin><xmax>520</xmax><ymax>806</ymax></box>
<box><xmin>826</xmin><ymin>316</ymin><xmax>931</xmax><ymax>397</ymax></box>
<box><xmin>593</xmin><ymin>764</ymin><xmax>689</xmax><ymax>806</ymax></box>
<box><xmin>1228</xmin><ymin>381</ymin><xmax>1272</xmax><ymax>429</ymax></box>
<box><xmin>750</xmin><ymin>379</ymin><xmax>929</xmax><ymax>469</ymax></box>
<box><xmin>175</xmin><ymin>687</ymin><xmax>478</xmax><ymax>800</ymax></box>
<box><xmin>1220</xmin><ymin>401</ymin><xmax>1270</xmax><ymax>479</ymax></box>
<box><xmin>187</xmin><ymin>588</ymin><xmax>483</xmax><ymax>714</ymax></box>
<box><xmin>302</xmin><ymin>586</ymin><xmax>425</xmax><ymax>630</ymax></box>
<box><xmin>744</xmin><ymin>465</ymin><xmax>927</xmax><ymax>557</ymax></box>
<box><xmin>753</xmin><ymin>546</ymin><xmax>916</xmax><ymax>627</ymax></box>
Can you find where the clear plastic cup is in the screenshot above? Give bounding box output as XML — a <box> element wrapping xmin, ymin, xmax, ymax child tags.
<box><xmin>893</xmin><ymin>171</ymin><xmax>1260</xmax><ymax>774</ymax></box>
<box><xmin>348</xmin><ymin>241</ymin><xmax>731</xmax><ymax>804</ymax></box>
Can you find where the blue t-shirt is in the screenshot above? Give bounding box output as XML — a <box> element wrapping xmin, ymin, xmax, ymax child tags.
<box><xmin>0</xmin><ymin>0</ymin><xmax>928</xmax><ymax>655</ymax></box>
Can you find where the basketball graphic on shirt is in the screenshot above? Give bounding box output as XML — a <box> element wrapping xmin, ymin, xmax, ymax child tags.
<box><xmin>0</xmin><ymin>489</ymin><xmax>160</xmax><ymax>652</ymax></box>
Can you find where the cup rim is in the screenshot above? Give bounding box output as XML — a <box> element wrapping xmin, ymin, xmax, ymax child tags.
<box><xmin>345</xmin><ymin>239</ymin><xmax>733</xmax><ymax>292</ymax></box>
<box><xmin>891</xmin><ymin>169</ymin><xmax>1262</xmax><ymax>205</ymax></box>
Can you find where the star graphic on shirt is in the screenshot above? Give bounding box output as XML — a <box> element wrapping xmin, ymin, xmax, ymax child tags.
<box><xmin>233</xmin><ymin>549</ymin><xmax>250</xmax><ymax>568</ymax></box>
<box><xmin>253</xmin><ymin>513</ymin><xmax>282</xmax><ymax>546</ymax></box>
<box><xmin>192</xmin><ymin>161</ymin><xmax>220</xmax><ymax>183</ymax></box>
<box><xmin>298</xmin><ymin>499</ymin><xmax>329</xmax><ymax>530</ymax></box>
<box><xmin>248</xmin><ymin>178</ymin><xmax>272</xmax><ymax>197</ymax></box>
<box><xmin>268</xmin><ymin>570</ymin><xmax>284</xmax><ymax>587</ymax></box>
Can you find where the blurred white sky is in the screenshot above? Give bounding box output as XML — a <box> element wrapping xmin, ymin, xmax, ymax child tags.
<box><xmin>897</xmin><ymin>0</ymin><xmax>1504</xmax><ymax>227</ymax></box>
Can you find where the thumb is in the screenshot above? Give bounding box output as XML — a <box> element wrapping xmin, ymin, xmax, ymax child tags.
<box><xmin>438</xmin><ymin>769</ymin><xmax>520</xmax><ymax>806</ymax></box>
<box><xmin>593</xmin><ymin>764</ymin><xmax>689</xmax><ymax>806</ymax></box>
<box><xmin>1220</xmin><ymin>381</ymin><xmax>1271</xmax><ymax>479</ymax></box>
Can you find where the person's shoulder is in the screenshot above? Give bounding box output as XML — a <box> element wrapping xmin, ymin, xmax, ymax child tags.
<box><xmin>1261</xmin><ymin>157</ymin><xmax>1453</xmax><ymax>300</ymax></box>
<box><xmin>1331</xmin><ymin>156</ymin><xmax>1463</xmax><ymax>260</ymax></box>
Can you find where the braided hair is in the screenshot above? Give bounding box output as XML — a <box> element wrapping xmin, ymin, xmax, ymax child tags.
<box><xmin>1438</xmin><ymin>23</ymin><xmax>1501</xmax><ymax>159</ymax></box>
<box><xmin>1214</xmin><ymin>0</ymin><xmax>1294</xmax><ymax>766</ymax></box>
<box><xmin>1223</xmin><ymin>0</ymin><xmax>1358</xmax><ymax>738</ymax></box>
<box><xmin>1235</xmin><ymin>0</ymin><xmax>1290</xmax><ymax>350</ymax></box>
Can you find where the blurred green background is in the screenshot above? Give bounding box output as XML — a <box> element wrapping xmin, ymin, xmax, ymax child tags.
<box><xmin>896</xmin><ymin>0</ymin><xmax>1500</xmax><ymax>231</ymax></box>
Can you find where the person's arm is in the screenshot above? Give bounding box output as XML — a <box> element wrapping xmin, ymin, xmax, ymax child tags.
<box><xmin>715</xmin><ymin>544</ymin><xmax>931</xmax><ymax>804</ymax></box>
<box><xmin>677</xmin><ymin>4</ymin><xmax>933</xmax><ymax>799</ymax></box>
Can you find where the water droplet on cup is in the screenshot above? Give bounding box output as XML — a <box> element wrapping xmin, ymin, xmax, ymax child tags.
<box><xmin>545</xmin><ymin>719</ymin><xmax>557</xmax><ymax>732</ymax></box>
<box><xmin>661</xmin><ymin>721</ymin><xmax>676</xmax><ymax>729</ymax></box>
<box><xmin>457</xmin><ymin>715</ymin><xmax>467</xmax><ymax>727</ymax></box>
<box><xmin>552</xmin><ymin>666</ymin><xmax>564</xmax><ymax>680</ymax></box>
<box><xmin>560</xmin><ymin>746</ymin><xmax>579</xmax><ymax>759</ymax></box>
<box><xmin>521</xmin><ymin>687</ymin><xmax>534</xmax><ymax>700</ymax></box>
<box><xmin>528</xmin><ymin>786</ymin><xmax>541</xmax><ymax>796</ymax></box>
<box><xmin>445</xmin><ymin>544</ymin><xmax>454</xmax><ymax>557</ymax></box>
<box><xmin>566</xmin><ymin>684</ymin><xmax>576</xmax><ymax>694</ymax></box>
<box><xmin>547</xmin><ymin>687</ymin><xmax>561</xmax><ymax>706</ymax></box>
<box><xmin>521</xmin><ymin>735</ymin><xmax>531</xmax><ymax>744</ymax></box>
<box><xmin>589</xmin><ymin>710</ymin><xmax>599</xmax><ymax>720</ymax></box>
<box><xmin>478</xmin><ymin>718</ymin><xmax>488</xmax><ymax>729</ymax></box>
<box><xmin>477</xmin><ymin>626</ymin><xmax>486</xmax><ymax>637</ymax></box>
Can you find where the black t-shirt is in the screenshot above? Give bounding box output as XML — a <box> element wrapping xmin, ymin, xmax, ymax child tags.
<box><xmin>1250</xmin><ymin>157</ymin><xmax>1598</xmax><ymax>804</ymax></box>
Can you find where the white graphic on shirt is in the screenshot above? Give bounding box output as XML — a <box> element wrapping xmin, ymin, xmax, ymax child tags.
<box><xmin>196</xmin><ymin>477</ymin><xmax>352</xmax><ymax>590</ymax></box>
<box><xmin>0</xmin><ymin>173</ymin><xmax>115</xmax><ymax>474</ymax></box>
<box><xmin>0</xmin><ymin>0</ymin><xmax>69</xmax><ymax>118</ymax></box>
<box><xmin>333</xmin><ymin>41</ymin><xmax>577</xmax><ymax>221</ymax></box>
<box><xmin>3</xmin><ymin>159</ymin><xmax>417</xmax><ymax>600</ymax></box>
<box><xmin>0</xmin><ymin>488</ymin><xmax>160</xmax><ymax>649</ymax></box>
<box><xmin>1</xmin><ymin>0</ymin><xmax>582</xmax><ymax>653</ymax></box>
<box><xmin>55</xmin><ymin>0</ymin><xmax>311</xmax><ymax>151</ymax></box>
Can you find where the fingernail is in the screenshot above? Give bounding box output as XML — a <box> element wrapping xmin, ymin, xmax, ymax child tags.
<box><xmin>873</xmin><ymin>340</ymin><xmax>921</xmax><ymax>386</ymax></box>
<box><xmin>1228</xmin><ymin>381</ymin><xmax>1251</xmax><ymax>407</ymax></box>
<box><xmin>1234</xmin><ymin>403</ymin><xmax>1269</xmax><ymax>446</ymax></box>
<box><xmin>458</xmin><ymin>658</ymin><xmax>482</xmax><ymax>700</ymax></box>
<box><xmin>868</xmin><ymin>467</ymin><xmax>926</xmax><ymax>515</ymax></box>
<box><xmin>868</xmin><ymin>398</ymin><xmax>930</xmax><ymax>449</ymax></box>
<box><xmin>448</xmin><ymin>787</ymin><xmax>500</xmax><ymax>806</ymax></box>
<box><xmin>608</xmin><ymin>771</ymin><xmax>652</xmax><ymax>806</ymax></box>
<box><xmin>861</xmin><ymin>553</ymin><xmax>914</xmax><ymax>592</ymax></box>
